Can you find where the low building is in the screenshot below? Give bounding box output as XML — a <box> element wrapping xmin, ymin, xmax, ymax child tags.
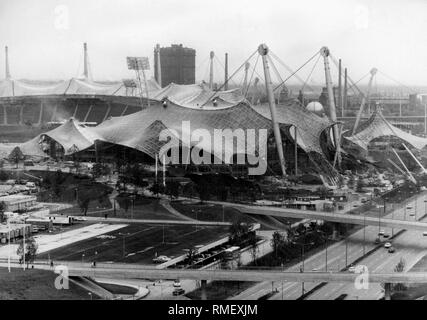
<box><xmin>0</xmin><ymin>195</ymin><xmax>37</xmax><ymax>212</ymax></box>
<box><xmin>0</xmin><ymin>223</ymin><xmax>32</xmax><ymax>243</ymax></box>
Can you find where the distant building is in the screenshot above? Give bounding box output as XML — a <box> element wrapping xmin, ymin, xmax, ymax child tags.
<box><xmin>0</xmin><ymin>195</ymin><xmax>37</xmax><ymax>212</ymax></box>
<box><xmin>154</xmin><ymin>44</ymin><xmax>196</xmax><ymax>87</ymax></box>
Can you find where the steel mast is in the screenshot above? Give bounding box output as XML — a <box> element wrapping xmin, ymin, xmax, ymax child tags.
<box><xmin>352</xmin><ymin>68</ymin><xmax>377</xmax><ymax>135</ymax></box>
<box><xmin>320</xmin><ymin>46</ymin><xmax>341</xmax><ymax>167</ymax></box>
<box><xmin>259</xmin><ymin>44</ymin><xmax>286</xmax><ymax>177</ymax></box>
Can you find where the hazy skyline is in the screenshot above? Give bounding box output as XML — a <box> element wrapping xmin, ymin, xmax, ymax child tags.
<box><xmin>1</xmin><ymin>0</ymin><xmax>426</xmax><ymax>87</ymax></box>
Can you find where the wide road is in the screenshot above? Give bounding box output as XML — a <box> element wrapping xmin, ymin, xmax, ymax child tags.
<box><xmin>232</xmin><ymin>192</ymin><xmax>427</xmax><ymax>300</ymax></box>
<box><xmin>306</xmin><ymin>196</ymin><xmax>427</xmax><ymax>300</ymax></box>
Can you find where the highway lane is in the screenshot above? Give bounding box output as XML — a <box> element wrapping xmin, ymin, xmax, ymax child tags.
<box><xmin>233</xmin><ymin>192</ymin><xmax>427</xmax><ymax>300</ymax></box>
<box><xmin>307</xmin><ymin>195</ymin><xmax>427</xmax><ymax>300</ymax></box>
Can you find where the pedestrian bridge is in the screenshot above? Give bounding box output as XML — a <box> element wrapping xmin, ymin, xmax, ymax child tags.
<box><xmin>209</xmin><ymin>201</ymin><xmax>427</xmax><ymax>232</ymax></box>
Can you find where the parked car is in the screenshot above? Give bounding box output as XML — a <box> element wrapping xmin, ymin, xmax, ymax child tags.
<box><xmin>152</xmin><ymin>255</ymin><xmax>171</xmax><ymax>263</ymax></box>
<box><xmin>173</xmin><ymin>288</ymin><xmax>185</xmax><ymax>296</ymax></box>
<box><xmin>384</xmin><ymin>242</ymin><xmax>392</xmax><ymax>249</ymax></box>
<box><xmin>348</xmin><ymin>266</ymin><xmax>356</xmax><ymax>273</ymax></box>
<box><xmin>173</xmin><ymin>280</ymin><xmax>181</xmax><ymax>288</ymax></box>
<box><xmin>374</xmin><ymin>238</ymin><xmax>381</xmax><ymax>244</ymax></box>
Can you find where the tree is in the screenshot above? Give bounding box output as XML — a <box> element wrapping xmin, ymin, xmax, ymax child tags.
<box><xmin>165</xmin><ymin>181</ymin><xmax>180</xmax><ymax>200</ymax></box>
<box><xmin>16</xmin><ymin>236</ymin><xmax>38</xmax><ymax>267</ymax></box>
<box><xmin>9</xmin><ymin>147</ymin><xmax>24</xmax><ymax>169</ymax></box>
<box><xmin>392</xmin><ymin>258</ymin><xmax>407</xmax><ymax>292</ymax></box>
<box><xmin>91</xmin><ymin>163</ymin><xmax>110</xmax><ymax>179</ymax></box>
<box><xmin>0</xmin><ymin>170</ymin><xmax>9</xmax><ymax>181</ymax></box>
<box><xmin>316</xmin><ymin>186</ymin><xmax>330</xmax><ymax>198</ymax></box>
<box><xmin>78</xmin><ymin>198</ymin><xmax>90</xmax><ymax>216</ymax></box>
<box><xmin>337</xmin><ymin>175</ymin><xmax>345</xmax><ymax>189</ymax></box>
<box><xmin>270</xmin><ymin>231</ymin><xmax>285</xmax><ymax>259</ymax></box>
<box><xmin>229</xmin><ymin>220</ymin><xmax>251</xmax><ymax>245</ymax></box>
<box><xmin>186</xmin><ymin>247</ymin><xmax>198</xmax><ymax>267</ymax></box>
<box><xmin>348</xmin><ymin>175</ymin><xmax>356</xmax><ymax>189</ymax></box>
<box><xmin>149</xmin><ymin>182</ymin><xmax>165</xmax><ymax>197</ymax></box>
<box><xmin>249</xmin><ymin>232</ymin><xmax>259</xmax><ymax>265</ymax></box>
<box><xmin>309</xmin><ymin>221</ymin><xmax>318</xmax><ymax>231</ymax></box>
<box><xmin>198</xmin><ymin>181</ymin><xmax>211</xmax><ymax>203</ymax></box>
<box><xmin>356</xmin><ymin>179</ymin><xmax>366</xmax><ymax>193</ymax></box>
<box><xmin>0</xmin><ymin>201</ymin><xmax>5</xmax><ymax>223</ymax></box>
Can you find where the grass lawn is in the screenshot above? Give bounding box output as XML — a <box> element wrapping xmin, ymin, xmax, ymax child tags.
<box><xmin>0</xmin><ymin>267</ymin><xmax>97</xmax><ymax>300</ymax></box>
<box><xmin>96</xmin><ymin>282</ymin><xmax>137</xmax><ymax>295</ymax></box>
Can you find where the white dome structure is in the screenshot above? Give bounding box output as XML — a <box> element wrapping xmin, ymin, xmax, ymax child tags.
<box><xmin>306</xmin><ymin>101</ymin><xmax>324</xmax><ymax>115</ymax></box>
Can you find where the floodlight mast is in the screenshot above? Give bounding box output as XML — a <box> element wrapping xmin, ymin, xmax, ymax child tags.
<box><xmin>126</xmin><ymin>57</ymin><xmax>151</xmax><ymax>109</ymax></box>
<box><xmin>258</xmin><ymin>44</ymin><xmax>287</xmax><ymax>177</ymax></box>
<box><xmin>5</xmin><ymin>46</ymin><xmax>11</xmax><ymax>79</ymax></box>
<box><xmin>83</xmin><ymin>43</ymin><xmax>89</xmax><ymax>80</ymax></box>
<box><xmin>320</xmin><ymin>46</ymin><xmax>341</xmax><ymax>168</ymax></box>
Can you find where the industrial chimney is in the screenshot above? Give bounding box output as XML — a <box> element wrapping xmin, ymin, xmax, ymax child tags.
<box><xmin>154</xmin><ymin>44</ymin><xmax>162</xmax><ymax>87</ymax></box>
<box><xmin>5</xmin><ymin>46</ymin><xmax>11</xmax><ymax>79</ymax></box>
<box><xmin>83</xmin><ymin>42</ymin><xmax>89</xmax><ymax>80</ymax></box>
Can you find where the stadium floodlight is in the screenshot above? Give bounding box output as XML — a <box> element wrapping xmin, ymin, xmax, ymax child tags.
<box><xmin>126</xmin><ymin>57</ymin><xmax>151</xmax><ymax>108</ymax></box>
<box><xmin>126</xmin><ymin>56</ymin><xmax>150</xmax><ymax>71</ymax></box>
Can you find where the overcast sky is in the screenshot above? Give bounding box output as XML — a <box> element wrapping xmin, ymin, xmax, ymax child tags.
<box><xmin>0</xmin><ymin>0</ymin><xmax>426</xmax><ymax>87</ymax></box>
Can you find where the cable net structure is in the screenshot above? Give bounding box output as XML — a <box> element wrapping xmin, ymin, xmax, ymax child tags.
<box><xmin>344</xmin><ymin>108</ymin><xmax>427</xmax><ymax>151</ymax></box>
<box><xmin>0</xmin><ymin>95</ymin><xmax>338</xmax><ymax>180</ymax></box>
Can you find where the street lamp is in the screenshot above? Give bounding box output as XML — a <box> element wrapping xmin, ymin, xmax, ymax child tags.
<box><xmin>192</xmin><ymin>209</ymin><xmax>202</xmax><ymax>231</ymax></box>
<box><xmin>317</xmin><ymin>230</ymin><xmax>332</xmax><ymax>271</ymax></box>
<box><xmin>292</xmin><ymin>240</ymin><xmax>314</xmax><ymax>296</ymax></box>
<box><xmin>82</xmin><ymin>253</ymin><xmax>85</xmax><ymax>264</ymax></box>
<box><xmin>88</xmin><ymin>292</ymin><xmax>93</xmax><ymax>300</ymax></box>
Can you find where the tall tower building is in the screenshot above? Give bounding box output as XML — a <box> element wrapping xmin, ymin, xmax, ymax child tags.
<box><xmin>154</xmin><ymin>44</ymin><xmax>195</xmax><ymax>87</ymax></box>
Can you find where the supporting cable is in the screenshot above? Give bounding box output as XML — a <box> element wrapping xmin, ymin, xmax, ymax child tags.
<box><xmin>272</xmin><ymin>51</ymin><xmax>320</xmax><ymax>92</ymax></box>
<box><xmin>269</xmin><ymin>51</ymin><xmax>315</xmax><ymax>92</ymax></box>
<box><xmin>377</xmin><ymin>70</ymin><xmax>418</xmax><ymax>94</ymax></box>
<box><xmin>203</xmin><ymin>49</ymin><xmax>258</xmax><ymax>105</ymax></box>
<box><xmin>301</xmin><ymin>53</ymin><xmax>321</xmax><ymax>92</ymax></box>
<box><xmin>244</xmin><ymin>54</ymin><xmax>259</xmax><ymax>99</ymax></box>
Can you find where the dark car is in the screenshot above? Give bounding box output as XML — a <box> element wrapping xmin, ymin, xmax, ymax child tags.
<box><xmin>173</xmin><ymin>288</ymin><xmax>185</xmax><ymax>296</ymax></box>
<box><xmin>335</xmin><ymin>294</ymin><xmax>348</xmax><ymax>300</ymax></box>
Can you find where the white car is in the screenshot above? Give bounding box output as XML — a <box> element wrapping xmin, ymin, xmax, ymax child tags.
<box><xmin>384</xmin><ymin>242</ymin><xmax>392</xmax><ymax>249</ymax></box>
<box><xmin>348</xmin><ymin>266</ymin><xmax>356</xmax><ymax>273</ymax></box>
<box><xmin>152</xmin><ymin>255</ymin><xmax>171</xmax><ymax>263</ymax></box>
<box><xmin>173</xmin><ymin>280</ymin><xmax>181</xmax><ymax>287</ymax></box>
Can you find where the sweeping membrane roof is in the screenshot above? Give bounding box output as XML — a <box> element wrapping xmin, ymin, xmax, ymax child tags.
<box><xmin>0</xmin><ymin>77</ymin><xmax>161</xmax><ymax>98</ymax></box>
<box><xmin>345</xmin><ymin>108</ymin><xmax>427</xmax><ymax>150</ymax></box>
<box><xmin>0</xmin><ymin>82</ymin><xmax>337</xmax><ymax>179</ymax></box>
<box><xmin>151</xmin><ymin>83</ymin><xmax>245</xmax><ymax>108</ymax></box>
